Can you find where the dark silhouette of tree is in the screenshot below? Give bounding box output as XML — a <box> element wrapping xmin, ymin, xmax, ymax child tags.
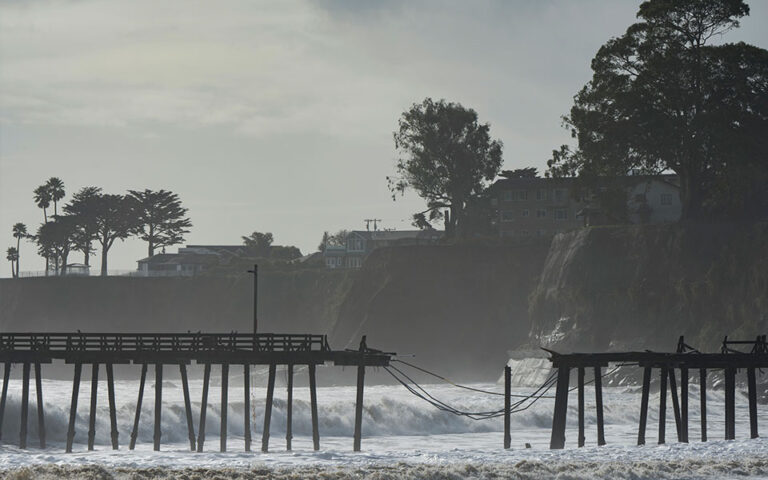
<box><xmin>242</xmin><ymin>231</ymin><xmax>274</xmax><ymax>258</ymax></box>
<box><xmin>318</xmin><ymin>230</ymin><xmax>348</xmax><ymax>251</ymax></box>
<box><xmin>91</xmin><ymin>194</ymin><xmax>138</xmax><ymax>276</ymax></box>
<box><xmin>12</xmin><ymin>223</ymin><xmax>27</xmax><ymax>277</ymax></box>
<box><xmin>547</xmin><ymin>0</ymin><xmax>768</xmax><ymax>220</ymax></box>
<box><xmin>6</xmin><ymin>247</ymin><xmax>18</xmax><ymax>278</ymax></box>
<box><xmin>128</xmin><ymin>189</ymin><xmax>192</xmax><ymax>257</ymax></box>
<box><xmin>35</xmin><ymin>216</ymin><xmax>78</xmax><ymax>276</ymax></box>
<box><xmin>64</xmin><ymin>186</ymin><xmax>102</xmax><ymax>267</ymax></box>
<box><xmin>270</xmin><ymin>245</ymin><xmax>302</xmax><ymax>261</ymax></box>
<box><xmin>500</xmin><ymin>168</ymin><xmax>538</xmax><ymax>179</ymax></box>
<box><xmin>33</xmin><ymin>184</ymin><xmax>52</xmax><ymax>223</ymax></box>
<box><xmin>46</xmin><ymin>177</ymin><xmax>66</xmax><ymax>216</ymax></box>
<box><xmin>390</xmin><ymin>98</ymin><xmax>503</xmax><ymax>236</ymax></box>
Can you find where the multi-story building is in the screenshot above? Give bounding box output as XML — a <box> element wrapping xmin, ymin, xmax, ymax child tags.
<box><xmin>323</xmin><ymin>229</ymin><xmax>443</xmax><ymax>269</ymax></box>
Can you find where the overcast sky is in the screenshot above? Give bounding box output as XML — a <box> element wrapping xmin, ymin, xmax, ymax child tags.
<box><xmin>1</xmin><ymin>0</ymin><xmax>767</xmax><ymax>275</ymax></box>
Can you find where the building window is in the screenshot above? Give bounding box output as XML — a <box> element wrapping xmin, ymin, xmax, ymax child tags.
<box><xmin>522</xmin><ymin>209</ymin><xmax>530</xmax><ymax>218</ymax></box>
<box><xmin>502</xmin><ymin>191</ymin><xmax>513</xmax><ymax>202</ymax></box>
<box><xmin>661</xmin><ymin>193</ymin><xmax>673</xmax><ymax>205</ymax></box>
<box><xmin>536</xmin><ymin>209</ymin><xmax>547</xmax><ymax>218</ymax></box>
<box><xmin>536</xmin><ymin>189</ymin><xmax>546</xmax><ymax>201</ymax></box>
<box><xmin>537</xmin><ymin>229</ymin><xmax>547</xmax><ymax>237</ymax></box>
<box><xmin>554</xmin><ymin>208</ymin><xmax>568</xmax><ymax>220</ymax></box>
<box><xmin>501</xmin><ymin>210</ymin><xmax>514</xmax><ymax>222</ymax></box>
<box><xmin>518</xmin><ymin>190</ymin><xmax>528</xmax><ymax>201</ymax></box>
<box><xmin>554</xmin><ymin>189</ymin><xmax>565</xmax><ymax>202</ymax></box>
<box><xmin>348</xmin><ymin>237</ymin><xmax>364</xmax><ymax>252</ymax></box>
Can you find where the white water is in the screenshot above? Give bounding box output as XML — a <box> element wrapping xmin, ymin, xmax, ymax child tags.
<box><xmin>0</xmin><ymin>366</ymin><xmax>767</xmax><ymax>479</ymax></box>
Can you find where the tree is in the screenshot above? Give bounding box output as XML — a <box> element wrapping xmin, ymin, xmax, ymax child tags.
<box><xmin>12</xmin><ymin>223</ymin><xmax>27</xmax><ymax>277</ymax></box>
<box><xmin>46</xmin><ymin>177</ymin><xmax>66</xmax><ymax>216</ymax></box>
<box><xmin>128</xmin><ymin>189</ymin><xmax>192</xmax><ymax>257</ymax></box>
<box><xmin>91</xmin><ymin>194</ymin><xmax>138</xmax><ymax>276</ymax></box>
<box><xmin>33</xmin><ymin>184</ymin><xmax>52</xmax><ymax>223</ymax></box>
<box><xmin>547</xmin><ymin>0</ymin><xmax>768</xmax><ymax>220</ymax></box>
<box><xmin>242</xmin><ymin>231</ymin><xmax>274</xmax><ymax>258</ymax></box>
<box><xmin>318</xmin><ymin>229</ymin><xmax>348</xmax><ymax>252</ymax></box>
<box><xmin>390</xmin><ymin>98</ymin><xmax>503</xmax><ymax>236</ymax></box>
<box><xmin>6</xmin><ymin>247</ymin><xmax>18</xmax><ymax>278</ymax></box>
<box><xmin>35</xmin><ymin>216</ymin><xmax>78</xmax><ymax>275</ymax></box>
<box><xmin>63</xmin><ymin>186</ymin><xmax>102</xmax><ymax>267</ymax></box>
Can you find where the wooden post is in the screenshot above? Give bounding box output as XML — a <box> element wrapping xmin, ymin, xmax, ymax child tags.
<box><xmin>577</xmin><ymin>367</ymin><xmax>585</xmax><ymax>447</ymax></box>
<box><xmin>243</xmin><ymin>364</ymin><xmax>251</xmax><ymax>452</ymax></box>
<box><xmin>353</xmin><ymin>338</ymin><xmax>367</xmax><ymax>452</ymax></box>
<box><xmin>668</xmin><ymin>368</ymin><xmax>682</xmax><ymax>442</ymax></box>
<box><xmin>638</xmin><ymin>367</ymin><xmax>651</xmax><ymax>445</ymax></box>
<box><xmin>504</xmin><ymin>365</ymin><xmax>511</xmax><ymax>449</ymax></box>
<box><xmin>680</xmin><ymin>367</ymin><xmax>688</xmax><ymax>443</ymax></box>
<box><xmin>87</xmin><ymin>363</ymin><xmax>98</xmax><ymax>451</ymax></box>
<box><xmin>748</xmin><ymin>366</ymin><xmax>758</xmax><ymax>439</ymax></box>
<box><xmin>106</xmin><ymin>363</ymin><xmax>118</xmax><ymax>449</ymax></box>
<box><xmin>20</xmin><ymin>362</ymin><xmax>30</xmax><ymax>449</ymax></box>
<box><xmin>594</xmin><ymin>366</ymin><xmax>605</xmax><ymax>446</ymax></box>
<box><xmin>725</xmin><ymin>367</ymin><xmax>735</xmax><ymax>440</ymax></box>
<box><xmin>658</xmin><ymin>366</ymin><xmax>667</xmax><ymax>444</ymax></box>
<box><xmin>262</xmin><ymin>363</ymin><xmax>276</xmax><ymax>452</ymax></box>
<box><xmin>220</xmin><ymin>363</ymin><xmax>229</xmax><ymax>452</ymax></box>
<box><xmin>179</xmin><ymin>364</ymin><xmax>195</xmax><ymax>451</ymax></box>
<box><xmin>197</xmin><ymin>363</ymin><xmax>211</xmax><ymax>453</ymax></box>
<box><xmin>0</xmin><ymin>362</ymin><xmax>9</xmax><ymax>443</ymax></box>
<box><xmin>309</xmin><ymin>363</ymin><xmax>320</xmax><ymax>451</ymax></box>
<box><xmin>130</xmin><ymin>364</ymin><xmax>147</xmax><ymax>450</ymax></box>
<box><xmin>549</xmin><ymin>366</ymin><xmax>570</xmax><ymax>449</ymax></box>
<box><xmin>154</xmin><ymin>363</ymin><xmax>162</xmax><ymax>451</ymax></box>
<box><xmin>700</xmin><ymin>368</ymin><xmax>707</xmax><ymax>442</ymax></box>
<box><xmin>34</xmin><ymin>363</ymin><xmax>46</xmax><ymax>449</ymax></box>
<box><xmin>66</xmin><ymin>363</ymin><xmax>82</xmax><ymax>453</ymax></box>
<box><xmin>286</xmin><ymin>364</ymin><xmax>294</xmax><ymax>451</ymax></box>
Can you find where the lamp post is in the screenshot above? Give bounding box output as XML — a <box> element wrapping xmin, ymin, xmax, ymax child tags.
<box><xmin>247</xmin><ymin>264</ymin><xmax>258</xmax><ymax>334</ymax></box>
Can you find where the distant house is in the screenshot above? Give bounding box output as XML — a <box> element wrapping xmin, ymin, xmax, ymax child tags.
<box><xmin>136</xmin><ymin>244</ymin><xmax>247</xmax><ymax>277</ymax></box>
<box><xmin>323</xmin><ymin>229</ymin><xmax>443</xmax><ymax>269</ymax></box>
<box><xmin>488</xmin><ymin>174</ymin><xmax>681</xmax><ymax>237</ymax></box>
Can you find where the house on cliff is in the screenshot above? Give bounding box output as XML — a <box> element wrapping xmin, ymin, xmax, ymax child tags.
<box><xmin>489</xmin><ymin>174</ymin><xmax>681</xmax><ymax>237</ymax></box>
<box><xmin>135</xmin><ymin>245</ymin><xmax>248</xmax><ymax>276</ymax></box>
<box><xmin>323</xmin><ymin>229</ymin><xmax>443</xmax><ymax>269</ymax></box>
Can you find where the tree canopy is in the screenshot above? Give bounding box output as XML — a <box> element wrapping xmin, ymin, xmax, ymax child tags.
<box><xmin>129</xmin><ymin>189</ymin><xmax>192</xmax><ymax>257</ymax></box>
<box><xmin>90</xmin><ymin>193</ymin><xmax>137</xmax><ymax>275</ymax></box>
<box><xmin>390</xmin><ymin>98</ymin><xmax>503</xmax><ymax>236</ymax></box>
<box><xmin>63</xmin><ymin>186</ymin><xmax>103</xmax><ymax>267</ymax></box>
<box><xmin>547</xmin><ymin>0</ymin><xmax>768</xmax><ymax>220</ymax></box>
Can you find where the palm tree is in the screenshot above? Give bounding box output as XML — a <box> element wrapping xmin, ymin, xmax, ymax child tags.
<box><xmin>6</xmin><ymin>247</ymin><xmax>18</xmax><ymax>278</ymax></box>
<box><xmin>12</xmin><ymin>223</ymin><xmax>27</xmax><ymax>276</ymax></box>
<box><xmin>46</xmin><ymin>177</ymin><xmax>66</xmax><ymax>216</ymax></box>
<box><xmin>33</xmin><ymin>184</ymin><xmax>52</xmax><ymax>223</ymax></box>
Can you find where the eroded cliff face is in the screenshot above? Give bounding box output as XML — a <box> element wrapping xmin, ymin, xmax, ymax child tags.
<box><xmin>529</xmin><ymin>223</ymin><xmax>768</xmax><ymax>353</ymax></box>
<box><xmin>330</xmin><ymin>245</ymin><xmax>549</xmax><ymax>379</ymax></box>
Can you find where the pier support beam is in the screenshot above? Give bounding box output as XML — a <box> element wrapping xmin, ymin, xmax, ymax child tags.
<box><xmin>220</xmin><ymin>364</ymin><xmax>229</xmax><ymax>453</ymax></box>
<box><xmin>130</xmin><ymin>364</ymin><xmax>147</xmax><ymax>450</ymax></box>
<box><xmin>197</xmin><ymin>363</ymin><xmax>211</xmax><ymax>453</ymax></box>
<box><xmin>725</xmin><ymin>367</ymin><xmax>736</xmax><ymax>440</ymax></box>
<box><xmin>20</xmin><ymin>362</ymin><xmax>30</xmax><ymax>449</ymax></box>
<box><xmin>680</xmin><ymin>367</ymin><xmax>689</xmax><ymax>443</ymax></box>
<box><xmin>0</xmin><ymin>362</ymin><xmax>9</xmax><ymax>443</ymax></box>
<box><xmin>309</xmin><ymin>363</ymin><xmax>320</xmax><ymax>451</ymax></box>
<box><xmin>577</xmin><ymin>367</ymin><xmax>585</xmax><ymax>448</ymax></box>
<box><xmin>35</xmin><ymin>363</ymin><xmax>46</xmax><ymax>449</ymax></box>
<box><xmin>748</xmin><ymin>366</ymin><xmax>758</xmax><ymax>439</ymax></box>
<box><xmin>66</xmin><ymin>363</ymin><xmax>82</xmax><ymax>453</ymax></box>
<box><xmin>106</xmin><ymin>364</ymin><xmax>118</xmax><ymax>449</ymax></box>
<box><xmin>262</xmin><ymin>363</ymin><xmax>276</xmax><ymax>452</ymax></box>
<box><xmin>286</xmin><ymin>364</ymin><xmax>294</xmax><ymax>451</ymax></box>
<box><xmin>154</xmin><ymin>363</ymin><xmax>162</xmax><ymax>451</ymax></box>
<box><xmin>504</xmin><ymin>365</ymin><xmax>511</xmax><ymax>449</ymax></box>
<box><xmin>594</xmin><ymin>366</ymin><xmax>606</xmax><ymax>446</ymax></box>
<box><xmin>87</xmin><ymin>363</ymin><xmax>98</xmax><ymax>451</ymax></box>
<box><xmin>638</xmin><ymin>367</ymin><xmax>651</xmax><ymax>446</ymax></box>
<box><xmin>659</xmin><ymin>366</ymin><xmax>667</xmax><ymax>444</ymax></box>
<box><xmin>700</xmin><ymin>368</ymin><xmax>707</xmax><ymax>442</ymax></box>
<box><xmin>549</xmin><ymin>366</ymin><xmax>570</xmax><ymax>449</ymax></box>
<box><xmin>179</xmin><ymin>364</ymin><xmax>195</xmax><ymax>451</ymax></box>
<box><xmin>668</xmin><ymin>368</ymin><xmax>682</xmax><ymax>442</ymax></box>
<box><xmin>243</xmin><ymin>364</ymin><xmax>251</xmax><ymax>452</ymax></box>
<box><xmin>353</xmin><ymin>338</ymin><xmax>367</xmax><ymax>452</ymax></box>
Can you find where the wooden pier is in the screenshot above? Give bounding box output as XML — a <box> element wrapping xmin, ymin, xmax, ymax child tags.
<box><xmin>0</xmin><ymin>332</ymin><xmax>392</xmax><ymax>453</ymax></box>
<box><xmin>538</xmin><ymin>336</ymin><xmax>767</xmax><ymax>449</ymax></box>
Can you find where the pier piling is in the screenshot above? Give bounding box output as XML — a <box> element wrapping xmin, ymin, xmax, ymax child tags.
<box><xmin>594</xmin><ymin>366</ymin><xmax>605</xmax><ymax>446</ymax></box>
<box><xmin>220</xmin><ymin>363</ymin><xmax>228</xmax><ymax>453</ymax></box>
<box><xmin>106</xmin><ymin>363</ymin><xmax>118</xmax><ymax>449</ymax></box>
<box><xmin>88</xmin><ymin>363</ymin><xmax>98</xmax><ymax>451</ymax></box>
<box><xmin>700</xmin><ymin>368</ymin><xmax>707</xmax><ymax>442</ymax></box>
<box><xmin>154</xmin><ymin>363</ymin><xmax>163</xmax><ymax>451</ymax></box>
<box><xmin>309</xmin><ymin>363</ymin><xmax>320</xmax><ymax>451</ymax></box>
<box><xmin>577</xmin><ymin>367</ymin><xmax>585</xmax><ymax>448</ymax></box>
<box><xmin>668</xmin><ymin>368</ymin><xmax>682</xmax><ymax>442</ymax></box>
<box><xmin>549</xmin><ymin>366</ymin><xmax>570</xmax><ymax>449</ymax></box>
<box><xmin>180</xmin><ymin>364</ymin><xmax>196</xmax><ymax>451</ymax></box>
<box><xmin>659</xmin><ymin>366</ymin><xmax>667</xmax><ymax>445</ymax></box>
<box><xmin>243</xmin><ymin>364</ymin><xmax>251</xmax><ymax>452</ymax></box>
<box><xmin>262</xmin><ymin>363</ymin><xmax>276</xmax><ymax>452</ymax></box>
<box><xmin>681</xmin><ymin>367</ymin><xmax>689</xmax><ymax>443</ymax></box>
<box><xmin>130</xmin><ymin>364</ymin><xmax>147</xmax><ymax>450</ymax></box>
<box><xmin>725</xmin><ymin>367</ymin><xmax>736</xmax><ymax>440</ymax></box>
<box><xmin>748</xmin><ymin>366</ymin><xmax>758</xmax><ymax>439</ymax></box>
<box><xmin>35</xmin><ymin>362</ymin><xmax>46</xmax><ymax>449</ymax></box>
<box><xmin>504</xmin><ymin>365</ymin><xmax>511</xmax><ymax>449</ymax></box>
<box><xmin>20</xmin><ymin>362</ymin><xmax>30</xmax><ymax>449</ymax></box>
<box><xmin>66</xmin><ymin>363</ymin><xmax>82</xmax><ymax>453</ymax></box>
<box><xmin>637</xmin><ymin>367</ymin><xmax>651</xmax><ymax>446</ymax></box>
<box><xmin>197</xmin><ymin>363</ymin><xmax>211</xmax><ymax>453</ymax></box>
<box><xmin>353</xmin><ymin>338</ymin><xmax>367</xmax><ymax>452</ymax></box>
<box><xmin>0</xmin><ymin>362</ymin><xmax>9</xmax><ymax>443</ymax></box>
<box><xmin>286</xmin><ymin>364</ymin><xmax>294</xmax><ymax>451</ymax></box>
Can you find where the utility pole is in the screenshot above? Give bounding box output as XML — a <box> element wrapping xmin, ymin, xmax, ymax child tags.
<box><xmin>247</xmin><ymin>264</ymin><xmax>258</xmax><ymax>334</ymax></box>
